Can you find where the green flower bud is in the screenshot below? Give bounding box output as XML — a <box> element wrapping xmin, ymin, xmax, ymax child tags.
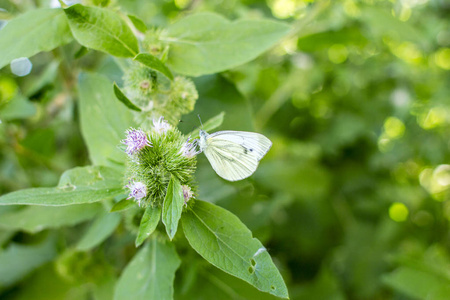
<box><xmin>123</xmin><ymin>120</ymin><xmax>198</xmax><ymax>208</ymax></box>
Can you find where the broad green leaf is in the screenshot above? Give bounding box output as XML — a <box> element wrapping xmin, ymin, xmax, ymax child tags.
<box><xmin>0</xmin><ymin>8</ymin><xmax>73</xmax><ymax>69</ymax></box>
<box><xmin>182</xmin><ymin>200</ymin><xmax>289</xmax><ymax>299</ymax></box>
<box><xmin>128</xmin><ymin>14</ymin><xmax>147</xmax><ymax>33</ymax></box>
<box><xmin>160</xmin><ymin>13</ymin><xmax>290</xmax><ymax>76</ymax></box>
<box><xmin>0</xmin><ymin>166</ymin><xmax>123</xmax><ymax>206</ymax></box>
<box><xmin>135</xmin><ymin>205</ymin><xmax>161</xmax><ymax>247</ymax></box>
<box><xmin>113</xmin><ymin>82</ymin><xmax>142</xmax><ymax>111</ymax></box>
<box><xmin>76</xmin><ymin>212</ymin><xmax>121</xmax><ymax>251</ymax></box>
<box><xmin>382</xmin><ymin>246</ymin><xmax>450</xmax><ymax>300</ymax></box>
<box><xmin>110</xmin><ymin>198</ymin><xmax>135</xmax><ymax>212</ymax></box>
<box><xmin>0</xmin><ymin>94</ymin><xmax>36</xmax><ymax>121</ymax></box>
<box><xmin>65</xmin><ymin>4</ymin><xmax>139</xmax><ymax>57</ymax></box>
<box><xmin>188</xmin><ymin>111</ymin><xmax>225</xmax><ymax>138</ymax></box>
<box><xmin>134</xmin><ymin>53</ymin><xmax>174</xmax><ymax>81</ymax></box>
<box><xmin>0</xmin><ymin>204</ymin><xmax>102</xmax><ymax>233</ymax></box>
<box><xmin>79</xmin><ymin>72</ymin><xmax>135</xmax><ymax>167</ymax></box>
<box><xmin>0</xmin><ymin>234</ymin><xmax>57</xmax><ymax>288</ymax></box>
<box><xmin>114</xmin><ymin>238</ymin><xmax>181</xmax><ymax>300</ymax></box>
<box><xmin>162</xmin><ymin>176</ymin><xmax>184</xmax><ymax>240</ymax></box>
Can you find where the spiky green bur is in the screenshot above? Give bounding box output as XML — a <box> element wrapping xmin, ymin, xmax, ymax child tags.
<box><xmin>122</xmin><ymin>64</ymin><xmax>198</xmax><ymax>128</ymax></box>
<box><xmin>124</xmin><ymin>127</ymin><xmax>197</xmax><ymax>208</ymax></box>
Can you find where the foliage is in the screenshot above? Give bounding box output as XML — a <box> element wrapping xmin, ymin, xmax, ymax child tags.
<box><xmin>0</xmin><ymin>0</ymin><xmax>449</xmax><ymax>299</ymax></box>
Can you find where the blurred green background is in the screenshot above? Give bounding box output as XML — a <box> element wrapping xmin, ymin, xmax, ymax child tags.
<box><xmin>1</xmin><ymin>0</ymin><xmax>449</xmax><ymax>299</ymax></box>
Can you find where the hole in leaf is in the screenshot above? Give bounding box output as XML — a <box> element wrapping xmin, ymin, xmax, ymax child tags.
<box><xmin>250</xmin><ymin>259</ymin><xmax>256</xmax><ymax>266</ymax></box>
<box><xmin>271</xmin><ymin>285</ymin><xmax>276</xmax><ymax>290</ymax></box>
<box><xmin>248</xmin><ymin>267</ymin><xmax>254</xmax><ymax>274</ymax></box>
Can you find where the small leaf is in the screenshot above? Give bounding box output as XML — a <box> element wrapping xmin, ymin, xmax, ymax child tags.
<box><xmin>182</xmin><ymin>200</ymin><xmax>289</xmax><ymax>299</ymax></box>
<box><xmin>0</xmin><ymin>95</ymin><xmax>36</xmax><ymax>121</ymax></box>
<box><xmin>135</xmin><ymin>205</ymin><xmax>161</xmax><ymax>247</ymax></box>
<box><xmin>65</xmin><ymin>4</ymin><xmax>139</xmax><ymax>57</ymax></box>
<box><xmin>110</xmin><ymin>198</ymin><xmax>135</xmax><ymax>212</ymax></box>
<box><xmin>0</xmin><ymin>204</ymin><xmax>103</xmax><ymax>233</ymax></box>
<box><xmin>113</xmin><ymin>82</ymin><xmax>142</xmax><ymax>111</ymax></box>
<box><xmin>188</xmin><ymin>111</ymin><xmax>225</xmax><ymax>138</ymax></box>
<box><xmin>74</xmin><ymin>46</ymin><xmax>89</xmax><ymax>59</ymax></box>
<box><xmin>0</xmin><ymin>8</ymin><xmax>73</xmax><ymax>69</ymax></box>
<box><xmin>79</xmin><ymin>72</ymin><xmax>135</xmax><ymax>168</ymax></box>
<box><xmin>162</xmin><ymin>176</ymin><xmax>184</xmax><ymax>240</ymax></box>
<box><xmin>0</xmin><ymin>166</ymin><xmax>123</xmax><ymax>206</ymax></box>
<box><xmin>128</xmin><ymin>14</ymin><xmax>147</xmax><ymax>33</ymax></box>
<box><xmin>114</xmin><ymin>238</ymin><xmax>181</xmax><ymax>300</ymax></box>
<box><xmin>161</xmin><ymin>12</ymin><xmax>290</xmax><ymax>76</ymax></box>
<box><xmin>134</xmin><ymin>53</ymin><xmax>174</xmax><ymax>81</ymax></box>
<box><xmin>0</xmin><ymin>234</ymin><xmax>57</xmax><ymax>287</ymax></box>
<box><xmin>76</xmin><ymin>212</ymin><xmax>121</xmax><ymax>251</ymax></box>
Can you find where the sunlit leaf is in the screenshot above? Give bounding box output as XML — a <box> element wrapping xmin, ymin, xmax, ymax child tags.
<box><xmin>115</xmin><ymin>238</ymin><xmax>181</xmax><ymax>300</ymax></box>
<box><xmin>162</xmin><ymin>176</ymin><xmax>184</xmax><ymax>240</ymax></box>
<box><xmin>135</xmin><ymin>205</ymin><xmax>161</xmax><ymax>247</ymax></box>
<box><xmin>65</xmin><ymin>4</ymin><xmax>138</xmax><ymax>57</ymax></box>
<box><xmin>0</xmin><ymin>166</ymin><xmax>123</xmax><ymax>206</ymax></box>
<box><xmin>0</xmin><ymin>9</ymin><xmax>73</xmax><ymax>69</ymax></box>
<box><xmin>182</xmin><ymin>200</ymin><xmax>288</xmax><ymax>299</ymax></box>
<box><xmin>161</xmin><ymin>12</ymin><xmax>290</xmax><ymax>76</ymax></box>
<box><xmin>78</xmin><ymin>72</ymin><xmax>135</xmax><ymax>168</ymax></box>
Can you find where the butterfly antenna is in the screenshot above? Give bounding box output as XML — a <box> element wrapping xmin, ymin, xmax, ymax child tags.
<box><xmin>197</xmin><ymin>114</ymin><xmax>203</xmax><ymax>128</ymax></box>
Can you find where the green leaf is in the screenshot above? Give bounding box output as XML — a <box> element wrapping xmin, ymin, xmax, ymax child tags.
<box><xmin>76</xmin><ymin>212</ymin><xmax>121</xmax><ymax>251</ymax></box>
<box><xmin>113</xmin><ymin>82</ymin><xmax>142</xmax><ymax>111</ymax></box>
<box><xmin>128</xmin><ymin>14</ymin><xmax>147</xmax><ymax>33</ymax></box>
<box><xmin>0</xmin><ymin>94</ymin><xmax>36</xmax><ymax>121</ymax></box>
<box><xmin>65</xmin><ymin>4</ymin><xmax>139</xmax><ymax>57</ymax></box>
<box><xmin>382</xmin><ymin>246</ymin><xmax>450</xmax><ymax>300</ymax></box>
<box><xmin>0</xmin><ymin>234</ymin><xmax>57</xmax><ymax>288</ymax></box>
<box><xmin>0</xmin><ymin>166</ymin><xmax>123</xmax><ymax>206</ymax></box>
<box><xmin>188</xmin><ymin>111</ymin><xmax>225</xmax><ymax>138</ymax></box>
<box><xmin>160</xmin><ymin>12</ymin><xmax>290</xmax><ymax>76</ymax></box>
<box><xmin>79</xmin><ymin>72</ymin><xmax>135</xmax><ymax>168</ymax></box>
<box><xmin>0</xmin><ymin>8</ymin><xmax>73</xmax><ymax>69</ymax></box>
<box><xmin>0</xmin><ymin>204</ymin><xmax>102</xmax><ymax>233</ymax></box>
<box><xmin>135</xmin><ymin>205</ymin><xmax>161</xmax><ymax>247</ymax></box>
<box><xmin>162</xmin><ymin>176</ymin><xmax>184</xmax><ymax>240</ymax></box>
<box><xmin>114</xmin><ymin>238</ymin><xmax>181</xmax><ymax>300</ymax></box>
<box><xmin>110</xmin><ymin>198</ymin><xmax>135</xmax><ymax>212</ymax></box>
<box><xmin>182</xmin><ymin>200</ymin><xmax>289</xmax><ymax>299</ymax></box>
<box><xmin>134</xmin><ymin>53</ymin><xmax>174</xmax><ymax>81</ymax></box>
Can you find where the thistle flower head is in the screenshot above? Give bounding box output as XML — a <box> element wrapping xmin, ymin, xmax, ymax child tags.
<box><xmin>153</xmin><ymin>116</ymin><xmax>171</xmax><ymax>134</ymax></box>
<box><xmin>180</xmin><ymin>137</ymin><xmax>200</xmax><ymax>158</ymax></box>
<box><xmin>122</xmin><ymin>128</ymin><xmax>151</xmax><ymax>155</ymax></box>
<box><xmin>126</xmin><ymin>181</ymin><xmax>147</xmax><ymax>206</ymax></box>
<box><xmin>182</xmin><ymin>185</ymin><xmax>194</xmax><ymax>205</ymax></box>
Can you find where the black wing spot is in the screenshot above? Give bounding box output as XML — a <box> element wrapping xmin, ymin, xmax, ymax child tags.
<box><xmin>249</xmin><ymin>148</ymin><xmax>253</xmax><ymax>152</ymax></box>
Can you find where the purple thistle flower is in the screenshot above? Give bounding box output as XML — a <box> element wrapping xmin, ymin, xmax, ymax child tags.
<box><xmin>180</xmin><ymin>137</ymin><xmax>200</xmax><ymax>158</ymax></box>
<box><xmin>153</xmin><ymin>116</ymin><xmax>171</xmax><ymax>134</ymax></box>
<box><xmin>182</xmin><ymin>185</ymin><xmax>193</xmax><ymax>205</ymax></box>
<box><xmin>126</xmin><ymin>181</ymin><xmax>147</xmax><ymax>206</ymax></box>
<box><xmin>122</xmin><ymin>128</ymin><xmax>151</xmax><ymax>155</ymax></box>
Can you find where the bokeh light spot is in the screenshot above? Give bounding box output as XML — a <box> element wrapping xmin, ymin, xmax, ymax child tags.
<box><xmin>434</xmin><ymin>48</ymin><xmax>450</xmax><ymax>70</ymax></box>
<box><xmin>384</xmin><ymin>117</ymin><xmax>405</xmax><ymax>139</ymax></box>
<box><xmin>328</xmin><ymin>44</ymin><xmax>348</xmax><ymax>64</ymax></box>
<box><xmin>10</xmin><ymin>57</ymin><xmax>32</xmax><ymax>77</ymax></box>
<box><xmin>389</xmin><ymin>202</ymin><xmax>409</xmax><ymax>222</ymax></box>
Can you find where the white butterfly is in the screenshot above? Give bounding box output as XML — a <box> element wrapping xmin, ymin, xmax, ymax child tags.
<box><xmin>198</xmin><ymin>130</ymin><xmax>272</xmax><ymax>181</ymax></box>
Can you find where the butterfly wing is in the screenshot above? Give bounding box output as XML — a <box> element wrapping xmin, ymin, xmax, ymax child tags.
<box><xmin>203</xmin><ymin>131</ymin><xmax>272</xmax><ymax>181</ymax></box>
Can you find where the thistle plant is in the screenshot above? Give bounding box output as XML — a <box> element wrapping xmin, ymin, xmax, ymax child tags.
<box><xmin>0</xmin><ymin>2</ymin><xmax>291</xmax><ymax>299</ymax></box>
